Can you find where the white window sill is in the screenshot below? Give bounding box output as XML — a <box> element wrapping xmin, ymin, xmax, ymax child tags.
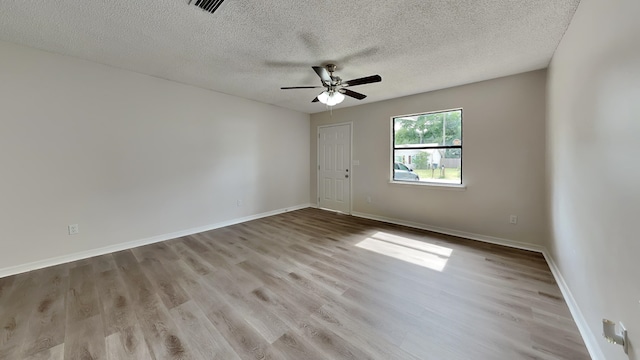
<box><xmin>389</xmin><ymin>180</ymin><xmax>467</xmax><ymax>190</ymax></box>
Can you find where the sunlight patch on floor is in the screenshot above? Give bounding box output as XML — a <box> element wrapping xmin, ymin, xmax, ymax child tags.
<box><xmin>355</xmin><ymin>232</ymin><xmax>452</xmax><ymax>271</ymax></box>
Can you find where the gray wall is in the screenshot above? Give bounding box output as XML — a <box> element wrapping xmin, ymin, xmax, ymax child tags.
<box><xmin>0</xmin><ymin>40</ymin><xmax>310</xmax><ymax>272</ymax></box>
<box><xmin>311</xmin><ymin>70</ymin><xmax>548</xmax><ymax>246</ymax></box>
<box><xmin>547</xmin><ymin>0</ymin><xmax>640</xmax><ymax>358</ymax></box>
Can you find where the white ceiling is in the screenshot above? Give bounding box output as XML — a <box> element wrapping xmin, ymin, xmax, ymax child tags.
<box><xmin>0</xmin><ymin>0</ymin><xmax>580</xmax><ymax>114</ymax></box>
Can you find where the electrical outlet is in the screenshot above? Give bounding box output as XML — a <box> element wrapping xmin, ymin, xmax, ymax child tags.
<box><xmin>237</xmin><ymin>199</ymin><xmax>243</xmax><ymax>207</ymax></box>
<box><xmin>68</xmin><ymin>224</ymin><xmax>79</xmax><ymax>235</ymax></box>
<box><xmin>509</xmin><ymin>215</ymin><xmax>518</xmax><ymax>224</ymax></box>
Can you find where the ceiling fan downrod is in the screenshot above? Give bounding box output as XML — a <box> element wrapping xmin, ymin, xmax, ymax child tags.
<box><xmin>325</xmin><ymin>64</ymin><xmax>341</xmax><ymax>86</ymax></box>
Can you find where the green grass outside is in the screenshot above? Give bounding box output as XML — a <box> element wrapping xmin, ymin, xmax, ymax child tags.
<box><xmin>414</xmin><ymin>168</ymin><xmax>461</xmax><ymax>181</ymax></box>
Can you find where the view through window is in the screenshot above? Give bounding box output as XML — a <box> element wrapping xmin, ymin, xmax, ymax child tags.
<box><xmin>392</xmin><ymin>109</ymin><xmax>462</xmax><ymax>185</ymax></box>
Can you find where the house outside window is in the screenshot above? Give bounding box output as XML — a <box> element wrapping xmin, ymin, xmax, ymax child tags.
<box><xmin>392</xmin><ymin>109</ymin><xmax>462</xmax><ymax>185</ymax></box>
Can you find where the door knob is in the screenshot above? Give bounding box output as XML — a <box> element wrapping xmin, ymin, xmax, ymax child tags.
<box><xmin>345</xmin><ymin>174</ymin><xmax>349</xmax><ymax>178</ymax></box>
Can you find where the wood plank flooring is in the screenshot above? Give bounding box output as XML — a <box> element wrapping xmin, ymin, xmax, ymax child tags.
<box><xmin>0</xmin><ymin>208</ymin><xmax>590</xmax><ymax>359</ymax></box>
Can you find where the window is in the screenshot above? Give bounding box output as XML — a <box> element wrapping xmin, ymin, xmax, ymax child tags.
<box><xmin>392</xmin><ymin>109</ymin><xmax>462</xmax><ymax>185</ymax></box>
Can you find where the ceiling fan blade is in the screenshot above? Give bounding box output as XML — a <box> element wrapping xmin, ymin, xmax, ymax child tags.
<box><xmin>312</xmin><ymin>66</ymin><xmax>332</xmax><ymax>85</ymax></box>
<box><xmin>343</xmin><ymin>75</ymin><xmax>382</xmax><ymax>87</ymax></box>
<box><xmin>281</xmin><ymin>86</ymin><xmax>324</xmax><ymax>89</ymax></box>
<box><xmin>341</xmin><ymin>88</ymin><xmax>367</xmax><ymax>100</ymax></box>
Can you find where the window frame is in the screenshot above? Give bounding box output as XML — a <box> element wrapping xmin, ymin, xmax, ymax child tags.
<box><xmin>390</xmin><ymin>108</ymin><xmax>464</xmax><ymax>187</ymax></box>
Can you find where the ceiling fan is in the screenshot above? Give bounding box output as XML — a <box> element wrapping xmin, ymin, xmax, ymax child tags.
<box><xmin>281</xmin><ymin>64</ymin><xmax>382</xmax><ymax>106</ymax></box>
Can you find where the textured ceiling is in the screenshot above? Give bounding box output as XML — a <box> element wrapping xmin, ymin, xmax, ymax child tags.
<box><xmin>0</xmin><ymin>0</ymin><xmax>580</xmax><ymax>114</ymax></box>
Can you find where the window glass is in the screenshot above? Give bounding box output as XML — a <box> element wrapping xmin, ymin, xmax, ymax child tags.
<box><xmin>392</xmin><ymin>109</ymin><xmax>462</xmax><ymax>185</ymax></box>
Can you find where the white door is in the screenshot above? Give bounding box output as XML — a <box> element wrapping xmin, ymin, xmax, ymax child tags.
<box><xmin>318</xmin><ymin>124</ymin><xmax>351</xmax><ymax>213</ymax></box>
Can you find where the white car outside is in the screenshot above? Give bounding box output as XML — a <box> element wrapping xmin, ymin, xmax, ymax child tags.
<box><xmin>393</xmin><ymin>162</ymin><xmax>419</xmax><ymax>181</ymax></box>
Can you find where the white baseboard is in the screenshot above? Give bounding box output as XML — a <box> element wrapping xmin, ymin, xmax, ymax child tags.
<box><xmin>351</xmin><ymin>211</ymin><xmax>544</xmax><ymax>253</ymax></box>
<box><xmin>350</xmin><ymin>210</ymin><xmax>603</xmax><ymax>360</ymax></box>
<box><xmin>0</xmin><ymin>203</ymin><xmax>313</xmax><ymax>279</ymax></box>
<box><xmin>541</xmin><ymin>250</ymin><xmax>604</xmax><ymax>360</ymax></box>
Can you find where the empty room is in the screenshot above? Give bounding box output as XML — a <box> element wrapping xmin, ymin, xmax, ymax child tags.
<box><xmin>0</xmin><ymin>0</ymin><xmax>638</xmax><ymax>359</ymax></box>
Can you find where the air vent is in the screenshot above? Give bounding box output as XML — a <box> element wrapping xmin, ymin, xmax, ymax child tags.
<box><xmin>189</xmin><ymin>0</ymin><xmax>226</xmax><ymax>14</ymax></box>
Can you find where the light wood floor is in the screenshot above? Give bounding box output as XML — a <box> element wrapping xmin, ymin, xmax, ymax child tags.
<box><xmin>0</xmin><ymin>208</ymin><xmax>589</xmax><ymax>359</ymax></box>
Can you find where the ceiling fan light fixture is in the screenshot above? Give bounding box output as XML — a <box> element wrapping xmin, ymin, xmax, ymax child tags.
<box><xmin>326</xmin><ymin>92</ymin><xmax>345</xmax><ymax>106</ymax></box>
<box><xmin>319</xmin><ymin>90</ymin><xmax>345</xmax><ymax>106</ymax></box>
<box><xmin>317</xmin><ymin>91</ymin><xmax>330</xmax><ymax>104</ymax></box>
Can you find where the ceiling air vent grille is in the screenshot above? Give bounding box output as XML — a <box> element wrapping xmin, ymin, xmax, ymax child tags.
<box><xmin>189</xmin><ymin>0</ymin><xmax>226</xmax><ymax>14</ymax></box>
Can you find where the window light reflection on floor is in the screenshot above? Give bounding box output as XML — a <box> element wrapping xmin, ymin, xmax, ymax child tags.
<box><xmin>355</xmin><ymin>232</ymin><xmax>452</xmax><ymax>271</ymax></box>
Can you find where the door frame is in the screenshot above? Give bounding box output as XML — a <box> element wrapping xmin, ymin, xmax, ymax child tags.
<box><xmin>316</xmin><ymin>122</ymin><xmax>353</xmax><ymax>215</ymax></box>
